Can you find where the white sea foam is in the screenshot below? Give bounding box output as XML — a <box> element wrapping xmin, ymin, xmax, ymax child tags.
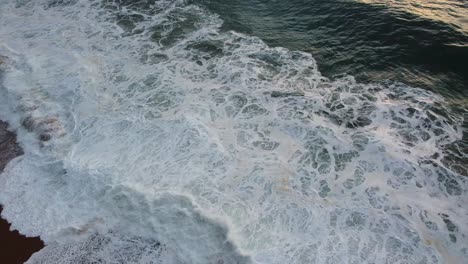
<box><xmin>0</xmin><ymin>0</ymin><xmax>466</xmax><ymax>263</ymax></box>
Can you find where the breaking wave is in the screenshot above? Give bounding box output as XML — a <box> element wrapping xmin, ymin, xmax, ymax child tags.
<box><xmin>0</xmin><ymin>0</ymin><xmax>466</xmax><ymax>263</ymax></box>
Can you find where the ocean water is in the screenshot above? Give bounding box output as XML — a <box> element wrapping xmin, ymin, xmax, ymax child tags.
<box><xmin>0</xmin><ymin>0</ymin><xmax>466</xmax><ymax>263</ymax></box>
<box><xmin>202</xmin><ymin>0</ymin><xmax>468</xmax><ymax>97</ymax></box>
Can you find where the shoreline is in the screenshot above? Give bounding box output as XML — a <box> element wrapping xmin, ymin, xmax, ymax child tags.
<box><xmin>0</xmin><ymin>120</ymin><xmax>44</xmax><ymax>264</ymax></box>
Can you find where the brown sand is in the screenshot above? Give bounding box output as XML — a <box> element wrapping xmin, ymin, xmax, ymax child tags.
<box><xmin>0</xmin><ymin>120</ymin><xmax>44</xmax><ymax>263</ymax></box>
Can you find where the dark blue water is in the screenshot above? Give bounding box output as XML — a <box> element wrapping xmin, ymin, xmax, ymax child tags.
<box><xmin>199</xmin><ymin>0</ymin><xmax>468</xmax><ymax>98</ymax></box>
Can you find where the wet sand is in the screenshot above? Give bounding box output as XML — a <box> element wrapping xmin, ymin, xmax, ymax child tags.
<box><xmin>0</xmin><ymin>120</ymin><xmax>44</xmax><ymax>264</ymax></box>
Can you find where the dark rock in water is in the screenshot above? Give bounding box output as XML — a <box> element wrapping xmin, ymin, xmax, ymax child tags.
<box><xmin>0</xmin><ymin>206</ymin><xmax>44</xmax><ymax>264</ymax></box>
<box><xmin>39</xmin><ymin>133</ymin><xmax>51</xmax><ymax>142</ymax></box>
<box><xmin>0</xmin><ymin>120</ymin><xmax>44</xmax><ymax>263</ymax></box>
<box><xmin>271</xmin><ymin>91</ymin><xmax>304</xmax><ymax>98</ymax></box>
<box><xmin>0</xmin><ymin>121</ymin><xmax>23</xmax><ymax>171</ymax></box>
<box><xmin>21</xmin><ymin>116</ymin><xmax>36</xmax><ymax>132</ymax></box>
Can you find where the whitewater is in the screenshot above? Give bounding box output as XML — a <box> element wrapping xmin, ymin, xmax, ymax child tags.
<box><xmin>0</xmin><ymin>0</ymin><xmax>466</xmax><ymax>263</ymax></box>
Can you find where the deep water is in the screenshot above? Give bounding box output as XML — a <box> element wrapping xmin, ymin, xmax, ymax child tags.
<box><xmin>200</xmin><ymin>0</ymin><xmax>468</xmax><ymax>97</ymax></box>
